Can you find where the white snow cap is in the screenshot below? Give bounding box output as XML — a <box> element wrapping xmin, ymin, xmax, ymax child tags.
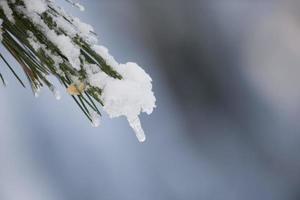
<box><xmin>89</xmin><ymin>62</ymin><xmax>156</xmax><ymax>142</ymax></box>
<box><xmin>101</xmin><ymin>62</ymin><xmax>155</xmax><ymax>118</ymax></box>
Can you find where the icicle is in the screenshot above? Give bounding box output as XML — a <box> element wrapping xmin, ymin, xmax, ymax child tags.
<box><xmin>50</xmin><ymin>86</ymin><xmax>61</xmax><ymax>100</ymax></box>
<box><xmin>54</xmin><ymin>90</ymin><xmax>61</xmax><ymax>100</ymax></box>
<box><xmin>34</xmin><ymin>87</ymin><xmax>41</xmax><ymax>98</ymax></box>
<box><xmin>91</xmin><ymin>111</ymin><xmax>100</xmax><ymax>127</ymax></box>
<box><xmin>128</xmin><ymin>117</ymin><xmax>146</xmax><ymax>143</ymax></box>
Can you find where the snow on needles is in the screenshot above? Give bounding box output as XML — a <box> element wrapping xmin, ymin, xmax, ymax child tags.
<box><xmin>0</xmin><ymin>0</ymin><xmax>156</xmax><ymax>142</ymax></box>
<box><xmin>89</xmin><ymin>62</ymin><xmax>156</xmax><ymax>142</ymax></box>
<box><xmin>0</xmin><ymin>0</ymin><xmax>15</xmax><ymax>23</ymax></box>
<box><xmin>22</xmin><ymin>0</ymin><xmax>47</xmax><ymax>14</ymax></box>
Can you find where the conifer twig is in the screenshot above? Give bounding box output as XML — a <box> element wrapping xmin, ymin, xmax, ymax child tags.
<box><xmin>0</xmin><ymin>0</ymin><xmax>156</xmax><ymax>142</ymax></box>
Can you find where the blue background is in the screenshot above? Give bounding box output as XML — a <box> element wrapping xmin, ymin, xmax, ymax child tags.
<box><xmin>1</xmin><ymin>1</ymin><xmax>300</xmax><ymax>200</ymax></box>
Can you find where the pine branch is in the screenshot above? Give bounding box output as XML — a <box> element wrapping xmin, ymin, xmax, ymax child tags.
<box><xmin>0</xmin><ymin>0</ymin><xmax>156</xmax><ymax>142</ymax></box>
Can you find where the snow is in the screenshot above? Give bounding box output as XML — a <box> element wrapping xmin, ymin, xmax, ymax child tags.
<box><xmin>93</xmin><ymin>45</ymin><xmax>120</xmax><ymax>69</ymax></box>
<box><xmin>22</xmin><ymin>0</ymin><xmax>47</xmax><ymax>14</ymax></box>
<box><xmin>50</xmin><ymin>34</ymin><xmax>81</xmax><ymax>70</ymax></box>
<box><xmin>0</xmin><ymin>0</ymin><xmax>15</xmax><ymax>23</ymax></box>
<box><xmin>92</xmin><ymin>62</ymin><xmax>156</xmax><ymax>119</ymax></box>
<box><xmin>89</xmin><ymin>62</ymin><xmax>156</xmax><ymax>142</ymax></box>
<box><xmin>72</xmin><ymin>17</ymin><xmax>94</xmax><ymax>39</ymax></box>
<box><xmin>0</xmin><ymin>0</ymin><xmax>156</xmax><ymax>142</ymax></box>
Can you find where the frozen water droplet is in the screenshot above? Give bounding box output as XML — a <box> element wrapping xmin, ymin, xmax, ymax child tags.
<box><xmin>34</xmin><ymin>87</ymin><xmax>41</xmax><ymax>98</ymax></box>
<box><xmin>54</xmin><ymin>90</ymin><xmax>61</xmax><ymax>100</ymax></box>
<box><xmin>128</xmin><ymin>117</ymin><xmax>146</xmax><ymax>143</ymax></box>
<box><xmin>91</xmin><ymin>111</ymin><xmax>100</xmax><ymax>127</ymax></box>
<box><xmin>50</xmin><ymin>86</ymin><xmax>61</xmax><ymax>100</ymax></box>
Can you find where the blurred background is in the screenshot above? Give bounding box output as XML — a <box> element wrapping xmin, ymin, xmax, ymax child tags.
<box><xmin>1</xmin><ymin>0</ymin><xmax>300</xmax><ymax>199</ymax></box>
